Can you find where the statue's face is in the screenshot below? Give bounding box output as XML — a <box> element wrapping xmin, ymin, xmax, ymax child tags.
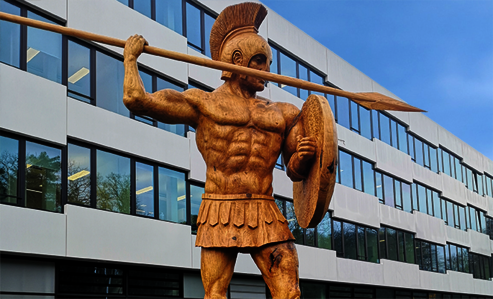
<box><xmin>239</xmin><ymin>53</ymin><xmax>270</xmax><ymax>92</ymax></box>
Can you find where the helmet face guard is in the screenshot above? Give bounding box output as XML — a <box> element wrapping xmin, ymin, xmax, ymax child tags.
<box><xmin>219</xmin><ymin>33</ymin><xmax>272</xmax><ymax>80</ymax></box>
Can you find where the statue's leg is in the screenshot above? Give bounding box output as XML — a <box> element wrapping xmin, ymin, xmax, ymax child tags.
<box><xmin>250</xmin><ymin>241</ymin><xmax>301</xmax><ymax>299</ymax></box>
<box><xmin>201</xmin><ymin>247</ymin><xmax>238</xmax><ymax>299</ymax></box>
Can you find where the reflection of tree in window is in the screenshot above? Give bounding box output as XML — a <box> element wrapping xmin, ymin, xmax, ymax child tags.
<box><xmin>96</xmin><ymin>150</ymin><xmax>130</xmax><ymax>214</ymax></box>
<box><xmin>159</xmin><ymin>167</ymin><xmax>186</xmax><ymax>224</ymax></box>
<box><xmin>285</xmin><ymin>201</ymin><xmax>302</xmax><ymax>244</ymax></box>
<box><xmin>0</xmin><ymin>136</ymin><xmax>19</xmax><ymax>204</ymax></box>
<box><xmin>25</xmin><ymin>142</ymin><xmax>61</xmax><ymax>212</ymax></box>
<box><xmin>317</xmin><ymin>213</ymin><xmax>331</xmax><ymax>250</ymax></box>
<box><xmin>67</xmin><ymin>144</ymin><xmax>91</xmax><ymax>206</ymax></box>
<box><xmin>190</xmin><ymin>184</ymin><xmax>204</xmax><ymax>234</ymax></box>
<box><xmin>136</xmin><ymin>162</ymin><xmax>154</xmax><ymax>217</ymax></box>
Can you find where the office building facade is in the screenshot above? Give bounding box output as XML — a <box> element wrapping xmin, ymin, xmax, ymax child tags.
<box><xmin>0</xmin><ymin>0</ymin><xmax>492</xmax><ymax>298</ymax></box>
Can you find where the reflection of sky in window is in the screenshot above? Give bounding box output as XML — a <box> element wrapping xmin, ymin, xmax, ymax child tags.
<box><xmin>136</xmin><ymin>162</ymin><xmax>154</xmax><ymax>217</ymax></box>
<box><xmin>68</xmin><ymin>144</ymin><xmax>90</xmax><ymax>171</ymax></box>
<box><xmin>96</xmin><ymin>150</ymin><xmax>130</xmax><ymax>177</ymax></box>
<box><xmin>204</xmin><ymin>13</ymin><xmax>214</xmax><ymax>57</ymax></box>
<box><xmin>190</xmin><ymin>184</ymin><xmax>204</xmax><ymax>216</ymax></box>
<box><xmin>96</xmin><ymin>52</ymin><xmax>128</xmax><ymax>117</ymax></box>
<box><xmin>280</xmin><ymin>52</ymin><xmax>297</xmax><ymax>96</ymax></box>
<box><xmin>134</xmin><ymin>0</ymin><xmax>151</xmax><ymax>18</ymax></box>
<box><xmin>156</xmin><ymin>0</ymin><xmax>183</xmax><ymax>35</ymax></box>
<box><xmin>68</xmin><ymin>41</ymin><xmax>91</xmax><ymax>97</ymax></box>
<box><xmin>186</xmin><ymin>3</ymin><xmax>201</xmax><ymax>48</ymax></box>
<box><xmin>26</xmin><ymin>141</ymin><xmax>60</xmax><ymax>170</ymax></box>
<box><xmin>0</xmin><ymin>135</ymin><xmax>18</xmax><ymax>154</ymax></box>
<box><xmin>0</xmin><ymin>1</ymin><xmax>21</xmax><ymax>67</ymax></box>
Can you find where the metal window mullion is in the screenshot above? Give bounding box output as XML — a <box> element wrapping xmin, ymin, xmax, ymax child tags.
<box><xmin>19</xmin><ymin>7</ymin><xmax>27</xmax><ymax>71</ymax></box>
<box><xmin>154</xmin><ymin>165</ymin><xmax>159</xmax><ymax>220</ymax></box>
<box><xmin>151</xmin><ymin>0</ymin><xmax>156</xmax><ymax>21</ymax></box>
<box><xmin>200</xmin><ymin>9</ymin><xmax>205</xmax><ymax>54</ymax></box>
<box><xmin>130</xmin><ymin>159</ymin><xmax>136</xmax><ymax>215</ymax></box>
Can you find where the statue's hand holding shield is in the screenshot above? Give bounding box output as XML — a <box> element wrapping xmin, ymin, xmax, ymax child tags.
<box><xmin>294</xmin><ymin>94</ymin><xmax>338</xmax><ymax>229</ymax></box>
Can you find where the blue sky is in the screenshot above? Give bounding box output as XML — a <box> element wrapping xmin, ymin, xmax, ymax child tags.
<box><xmin>262</xmin><ymin>0</ymin><xmax>493</xmax><ymax>161</ymax></box>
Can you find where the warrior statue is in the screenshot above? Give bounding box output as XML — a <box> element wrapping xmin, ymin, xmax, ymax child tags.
<box><xmin>123</xmin><ymin>3</ymin><xmax>318</xmax><ymax>298</ymax></box>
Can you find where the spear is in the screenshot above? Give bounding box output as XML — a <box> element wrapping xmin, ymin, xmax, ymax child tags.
<box><xmin>0</xmin><ymin>11</ymin><xmax>424</xmax><ymax>112</ymax></box>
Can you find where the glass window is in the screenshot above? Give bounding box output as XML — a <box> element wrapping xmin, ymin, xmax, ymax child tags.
<box><xmin>387</xmin><ymin>228</ymin><xmax>397</xmax><ymax>261</ymax></box>
<box><xmin>408</xmin><ymin>135</ymin><xmax>415</xmax><ymax>161</ymax></box>
<box><xmin>417</xmin><ymin>184</ymin><xmax>427</xmax><ymax>214</ymax></box>
<box><xmin>383</xmin><ymin>175</ymin><xmax>395</xmax><ymax>208</ymax></box>
<box><xmin>450</xmin><ymin>244</ymin><xmax>457</xmax><ymax>271</ymax></box>
<box><xmin>416</xmin><ymin>240</ymin><xmax>422</xmax><ymax>268</ymax></box>
<box><xmin>204</xmin><ymin>13</ymin><xmax>215</xmax><ymax>58</ymax></box>
<box><xmin>317</xmin><ymin>213</ymin><xmax>331</xmax><ymax>250</ymax></box>
<box><xmin>135</xmin><ymin>162</ymin><xmax>154</xmax><ymax>217</ymax></box>
<box><xmin>27</xmin><ymin>12</ymin><xmax>62</xmax><ymax>83</ymax></box>
<box><xmin>390</xmin><ymin>120</ymin><xmax>398</xmax><ymax>149</ymax></box>
<box><xmin>190</xmin><ymin>184</ymin><xmax>204</xmax><ymax>233</ymax></box>
<box><xmin>405</xmin><ymin>232</ymin><xmax>415</xmax><ymax>264</ymax></box>
<box><xmin>360</xmin><ymin>106</ymin><xmax>372</xmax><ymax>140</ymax></box>
<box><xmin>134</xmin><ymin>71</ymin><xmax>154</xmax><ymax>125</ymax></box>
<box><xmin>459</xmin><ymin>205</ymin><xmax>466</xmax><ymax>231</ymax></box>
<box><xmin>414</xmin><ymin>138</ymin><xmax>424</xmax><ymax>166</ymax></box>
<box><xmin>477</xmin><ymin>173</ymin><xmax>484</xmax><ymax>195</ymax></box>
<box><xmin>270</xmin><ymin>46</ymin><xmax>279</xmax><ymax>74</ymax></box>
<box><xmin>411</xmin><ymin>183</ymin><xmax>418</xmax><ymax>211</ymax></box>
<box><xmin>350</xmin><ymin>101</ymin><xmax>360</xmax><ymax>133</ymax></box>
<box><xmin>96</xmin><ymin>150</ymin><xmax>130</xmax><ymax>214</ymax></box>
<box><xmin>379</xmin><ymin>227</ymin><xmax>386</xmax><ymax>260</ymax></box>
<box><xmin>25</xmin><ymin>141</ymin><xmax>61</xmax><ymax>212</ymax></box>
<box><xmin>0</xmin><ymin>0</ymin><xmax>20</xmax><ymax>67</ymax></box>
<box><xmin>68</xmin><ymin>41</ymin><xmax>91</xmax><ymax>101</ymax></box>
<box><xmin>376</xmin><ymin>172</ymin><xmax>383</xmax><ymax>202</ymax></box>
<box><xmin>372</xmin><ymin>111</ymin><xmax>379</xmax><ymax>140</ymax></box>
<box><xmin>422</xmin><ymin>242</ymin><xmax>431</xmax><ymax>271</ymax></box>
<box><xmin>155</xmin><ymin>0</ymin><xmax>183</xmax><ymax>34</ymax></box>
<box><xmin>158</xmin><ymin>167</ymin><xmax>186</xmax><ymax>223</ymax></box>
<box><xmin>96</xmin><ymin>52</ymin><xmax>128</xmax><ymax>117</ymax></box>
<box><xmin>333</xmin><ymin>220</ymin><xmax>343</xmax><ymax>257</ymax></box>
<box><xmin>300</xmin><ymin>282</ymin><xmax>326</xmax><ymax>299</ymax></box>
<box><xmin>336</xmin><ymin>97</ymin><xmax>350</xmax><ymax>129</ymax></box>
<box><xmin>398</xmin><ymin>231</ymin><xmax>405</xmax><ymax>262</ymax></box>
<box><xmin>362</xmin><ymin>161</ymin><xmax>375</xmax><ymax>196</ymax></box>
<box><xmin>379</xmin><ymin>114</ymin><xmax>391</xmax><ymax>145</ymax></box>
<box><xmin>156</xmin><ymin>77</ymin><xmax>186</xmax><ymax>136</ymax></box>
<box><xmin>367</xmin><ymin>228</ymin><xmax>378</xmax><ymax>263</ymax></box>
<box><xmin>462</xmin><ymin>248</ymin><xmax>469</xmax><ymax>272</ymax></box>
<box><xmin>402</xmin><ymin>183</ymin><xmax>412</xmax><ymax>213</ymax></box>
<box><xmin>432</xmin><ymin>191</ymin><xmax>441</xmax><ymax>220</ymax></box>
<box><xmin>394</xmin><ymin>180</ymin><xmax>402</xmax><ymax>209</ymax></box>
<box><xmin>279</xmin><ymin>52</ymin><xmax>297</xmax><ymax>96</ymax></box>
<box><xmin>429</xmin><ymin>147</ymin><xmax>438</xmax><ymax>173</ymax></box>
<box><xmin>305</xmin><ymin>227</ymin><xmax>315</xmax><ymax>247</ymax></box>
<box><xmin>441</xmin><ymin>198</ymin><xmax>448</xmax><ymax>224</ymax></box>
<box><xmin>343</xmin><ymin>222</ymin><xmax>357</xmax><ymax>259</ymax></box>
<box><xmin>67</xmin><ymin>143</ymin><xmax>91</xmax><ymax>206</ymax></box>
<box><xmin>134</xmin><ymin>0</ymin><xmax>151</xmax><ymax>18</ymax></box>
<box><xmin>437</xmin><ymin>245</ymin><xmax>446</xmax><ymax>273</ymax></box>
<box><xmin>431</xmin><ymin>244</ymin><xmax>437</xmax><ymax>272</ymax></box>
<box><xmin>469</xmin><ymin>206</ymin><xmax>477</xmax><ymax>231</ymax></box>
<box><xmin>116</xmin><ymin>0</ymin><xmax>129</xmax><ymax>5</ymax></box>
<box><xmin>353</xmin><ymin>157</ymin><xmax>362</xmax><ymax>191</ymax></box>
<box><xmin>339</xmin><ymin>151</ymin><xmax>353</xmax><ymax>188</ymax></box>
<box><xmin>357</xmin><ymin>226</ymin><xmax>366</xmax><ymax>260</ymax></box>
<box><xmin>0</xmin><ymin>135</ymin><xmax>19</xmax><ymax>204</ymax></box>
<box><xmin>397</xmin><ymin>124</ymin><xmax>408</xmax><ymax>155</ymax></box>
<box><xmin>426</xmin><ymin>189</ymin><xmax>433</xmax><ymax>216</ymax></box>
<box><xmin>299</xmin><ymin>65</ymin><xmax>309</xmax><ymax>101</ymax></box>
<box><xmin>286</xmin><ymin>201</ymin><xmax>302</xmax><ymax>244</ymax></box>
<box><xmin>447</xmin><ymin>201</ymin><xmax>454</xmax><ymax>228</ymax></box>
<box><xmin>423</xmin><ymin>144</ymin><xmax>430</xmax><ymax>168</ymax></box>
<box><xmin>186</xmin><ymin>3</ymin><xmax>201</xmax><ymax>50</ymax></box>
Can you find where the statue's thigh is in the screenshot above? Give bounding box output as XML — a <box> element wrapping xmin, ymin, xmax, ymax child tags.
<box><xmin>250</xmin><ymin>241</ymin><xmax>301</xmax><ymax>298</ymax></box>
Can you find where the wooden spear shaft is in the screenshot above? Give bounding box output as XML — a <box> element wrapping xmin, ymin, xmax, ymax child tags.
<box><xmin>0</xmin><ymin>11</ymin><xmax>424</xmax><ymax>112</ymax></box>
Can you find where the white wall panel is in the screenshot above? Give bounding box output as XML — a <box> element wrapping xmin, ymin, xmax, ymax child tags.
<box><xmin>466</xmin><ymin>189</ymin><xmax>488</xmax><ymax>212</ymax></box>
<box><xmin>234</xmin><ymin>253</ymin><xmax>262</xmax><ymax>275</ymax></box>
<box><xmin>437</xmin><ymin>125</ymin><xmax>464</xmax><ymax>158</ymax></box>
<box><xmin>374</xmin><ymin>139</ymin><xmax>413</xmax><ymax>183</ymax></box>
<box><xmin>412</xmin><ymin>163</ymin><xmax>442</xmax><ymax>192</ymax></box>
<box><xmin>337</xmin><ymin>125</ymin><xmax>376</xmax><ymax>162</ymax></box>
<box><xmin>187</xmin><ymin>48</ymin><xmax>223</xmax><ymax>90</ymax></box>
<box><xmin>67</xmin><ymin>99</ymin><xmax>190</xmax><ymax>170</ymax></box>
<box><xmin>484</xmin><ymin>156</ymin><xmax>493</xmax><ymax>176</ymax></box>
<box><xmin>188</xmin><ymin>132</ymin><xmax>206</xmax><ymax>183</ymax></box>
<box><xmin>488</xmin><ymin>196</ymin><xmax>493</xmax><ymax>217</ymax></box>
<box><xmin>268</xmin><ymin>11</ymin><xmax>327</xmax><ymax>74</ymax></box>
<box><xmin>381</xmin><ymin>259</ymin><xmax>420</xmax><ymax>289</ymax></box>
<box><xmin>326</xmin><ymin>49</ymin><xmax>373</xmax><ymax>92</ymax></box>
<box><xmin>462</xmin><ymin>143</ymin><xmax>485</xmax><ymax>173</ymax></box>
<box><xmin>408</xmin><ymin>113</ymin><xmax>439</xmax><ymax>147</ymax></box>
<box><xmin>0</xmin><ymin>64</ymin><xmax>67</xmax><ymax>145</ymax></box>
<box><xmin>474</xmin><ymin>279</ymin><xmax>493</xmax><ymax>296</ymax></box>
<box><xmin>330</xmin><ymin>184</ymin><xmax>381</xmax><ymax>229</ymax></box>
<box><xmin>0</xmin><ymin>205</ymin><xmax>66</xmax><ymax>256</ymax></box>
<box><xmin>272</xmin><ymin>168</ymin><xmax>293</xmax><ymax>199</ymax></box>
<box><xmin>298</xmin><ymin>245</ymin><xmax>337</xmax><ymax>281</ymax></box>
<box><xmin>448</xmin><ymin>271</ymin><xmax>475</xmax><ymax>295</ymax></box>
<box><xmin>468</xmin><ymin>230</ymin><xmax>492</xmax><ymax>256</ymax></box>
<box><xmin>269</xmin><ymin>84</ymin><xmax>304</xmax><ymax>109</ymax></box>
<box><xmin>418</xmin><ymin>270</ymin><xmax>450</xmax><ymax>293</ymax></box>
<box><xmin>26</xmin><ymin>0</ymin><xmax>66</xmax><ymax>20</ymax></box>
<box><xmin>67</xmin><ymin>0</ymin><xmax>188</xmax><ymax>84</ymax></box>
<box><xmin>414</xmin><ymin>212</ymin><xmax>446</xmax><ymax>245</ymax></box>
<box><xmin>445</xmin><ymin>226</ymin><xmax>470</xmax><ymax>248</ymax></box>
<box><xmin>65</xmin><ymin>205</ymin><xmax>192</xmax><ymax>268</ymax></box>
<box><xmin>440</xmin><ymin>173</ymin><xmax>467</xmax><ymax>206</ymax></box>
<box><xmin>385</xmin><ymin>111</ymin><xmax>410</xmax><ymax>126</ymax></box>
<box><xmin>336</xmin><ymin>258</ymin><xmax>383</xmax><ymax>286</ymax></box>
<box><xmin>380</xmin><ymin>205</ymin><xmax>416</xmax><ymax>233</ymax></box>
<box><xmin>191</xmin><ymin>235</ymin><xmax>201</xmax><ymax>269</ymax></box>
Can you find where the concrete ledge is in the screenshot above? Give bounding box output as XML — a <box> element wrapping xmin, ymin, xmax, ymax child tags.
<box><xmin>438</xmin><ymin>125</ymin><xmax>463</xmax><ymax>158</ymax></box>
<box><xmin>408</xmin><ymin>113</ymin><xmax>439</xmax><ymax>147</ymax></box>
<box><xmin>468</xmin><ymin>230</ymin><xmax>492</xmax><ymax>256</ymax></box>
<box><xmin>382</xmin><ymin>259</ymin><xmax>420</xmax><ymax>289</ymax></box>
<box><xmin>445</xmin><ymin>226</ymin><xmax>470</xmax><ymax>248</ymax></box>
<box><xmin>414</xmin><ymin>211</ymin><xmax>446</xmax><ymax>245</ymax></box>
<box><xmin>337</xmin><ymin>125</ymin><xmax>376</xmax><ymax>163</ymax></box>
<box><xmin>412</xmin><ymin>163</ymin><xmax>442</xmax><ymax>192</ymax></box>
<box><xmin>461</xmin><ymin>143</ymin><xmax>484</xmax><ymax>173</ymax></box>
<box><xmin>273</xmin><ymin>168</ymin><xmax>293</xmax><ymax>199</ymax></box>
<box><xmin>440</xmin><ymin>173</ymin><xmax>467</xmax><ymax>206</ymax></box>
<box><xmin>326</xmin><ymin>49</ymin><xmax>373</xmax><ymax>92</ymax></box>
<box><xmin>374</xmin><ymin>139</ymin><xmax>413</xmax><ymax>183</ymax></box>
<box><xmin>269</xmin><ymin>84</ymin><xmax>304</xmax><ymax>109</ymax></box>
<box><xmin>380</xmin><ymin>204</ymin><xmax>415</xmax><ymax>233</ymax></box>
<box><xmin>188</xmin><ymin>132</ymin><xmax>206</xmax><ymax>183</ymax></box>
<box><xmin>448</xmin><ymin>271</ymin><xmax>475</xmax><ymax>294</ymax></box>
<box><xmin>298</xmin><ymin>245</ymin><xmax>337</xmax><ymax>281</ymax></box>
<box><xmin>418</xmin><ymin>270</ymin><xmax>449</xmax><ymax>293</ymax></box>
<box><xmin>336</xmin><ymin>258</ymin><xmax>383</xmax><ymax>286</ymax></box>
<box><xmin>26</xmin><ymin>0</ymin><xmax>67</xmax><ymax>20</ymax></box>
<box><xmin>187</xmin><ymin>48</ymin><xmax>222</xmax><ymax>90</ymax></box>
<box><xmin>466</xmin><ymin>189</ymin><xmax>488</xmax><ymax>212</ymax></box>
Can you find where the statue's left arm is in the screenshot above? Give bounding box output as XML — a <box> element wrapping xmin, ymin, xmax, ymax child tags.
<box><xmin>280</xmin><ymin>103</ymin><xmax>317</xmax><ymax>182</ymax></box>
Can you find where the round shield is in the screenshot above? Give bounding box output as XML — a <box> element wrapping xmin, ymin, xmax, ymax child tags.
<box><xmin>293</xmin><ymin>94</ymin><xmax>338</xmax><ymax>229</ymax></box>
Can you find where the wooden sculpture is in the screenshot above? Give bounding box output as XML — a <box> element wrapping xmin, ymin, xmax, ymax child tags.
<box><xmin>0</xmin><ymin>3</ymin><xmax>424</xmax><ymax>299</ymax></box>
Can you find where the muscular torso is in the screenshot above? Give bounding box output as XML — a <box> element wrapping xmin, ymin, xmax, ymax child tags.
<box><xmin>192</xmin><ymin>86</ymin><xmax>296</xmax><ymax>195</ymax></box>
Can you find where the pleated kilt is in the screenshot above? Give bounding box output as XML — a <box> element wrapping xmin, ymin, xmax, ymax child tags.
<box><xmin>195</xmin><ymin>193</ymin><xmax>295</xmax><ymax>248</ymax></box>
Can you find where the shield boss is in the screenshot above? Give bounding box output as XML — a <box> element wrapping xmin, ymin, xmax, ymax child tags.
<box><xmin>293</xmin><ymin>94</ymin><xmax>338</xmax><ymax>229</ymax></box>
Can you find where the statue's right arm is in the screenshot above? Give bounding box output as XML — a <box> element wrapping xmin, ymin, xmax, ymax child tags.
<box><xmin>123</xmin><ymin>35</ymin><xmax>201</xmax><ymax>128</ymax></box>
